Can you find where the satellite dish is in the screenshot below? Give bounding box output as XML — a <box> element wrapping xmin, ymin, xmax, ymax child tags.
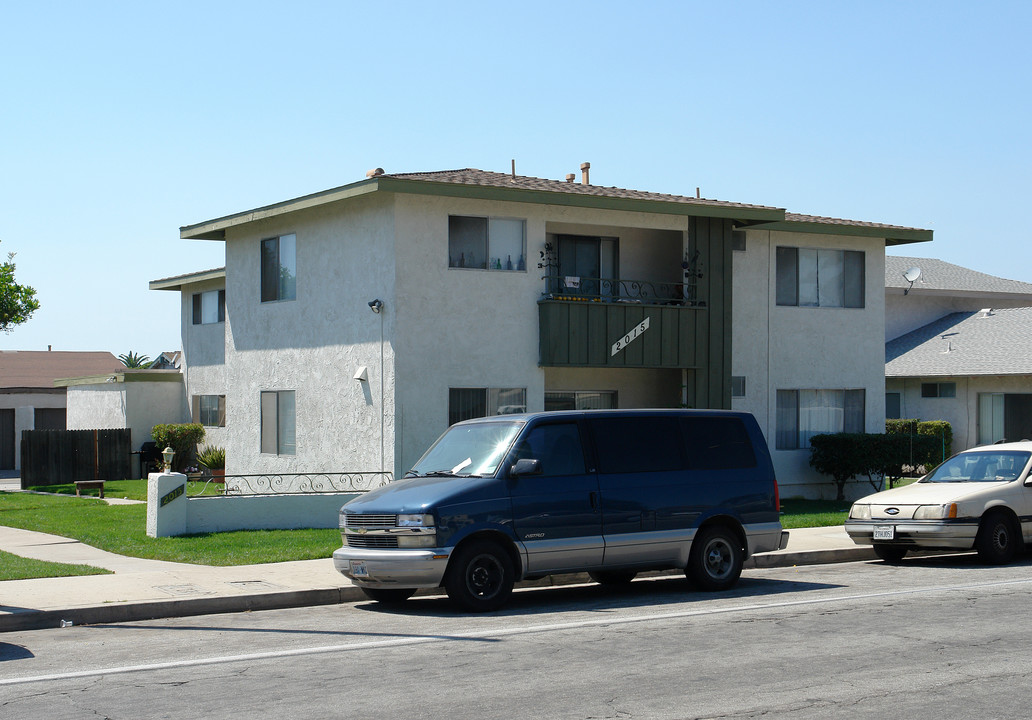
<box><xmin>902</xmin><ymin>266</ymin><xmax>922</xmax><ymax>295</ymax></box>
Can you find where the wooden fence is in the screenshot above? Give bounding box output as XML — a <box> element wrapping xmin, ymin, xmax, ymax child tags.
<box><xmin>20</xmin><ymin>429</ymin><xmax>131</xmax><ymax>487</ymax></box>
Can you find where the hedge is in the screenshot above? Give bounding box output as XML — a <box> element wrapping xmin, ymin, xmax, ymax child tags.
<box><xmin>150</xmin><ymin>423</ymin><xmax>206</xmax><ymax>472</ymax></box>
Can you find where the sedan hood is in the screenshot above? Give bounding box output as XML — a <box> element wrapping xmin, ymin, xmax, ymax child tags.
<box><xmin>855</xmin><ymin>480</ymin><xmax>1010</xmax><ymax>506</ymax></box>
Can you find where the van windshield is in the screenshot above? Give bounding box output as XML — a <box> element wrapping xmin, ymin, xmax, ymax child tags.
<box><xmin>409</xmin><ymin>421</ymin><xmax>524</xmax><ymax>478</ymax></box>
<box><xmin>922</xmin><ymin>450</ymin><xmax>1031</xmax><ymax>483</ymax></box>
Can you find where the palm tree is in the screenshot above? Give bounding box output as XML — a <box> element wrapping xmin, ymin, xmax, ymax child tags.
<box><xmin>118</xmin><ymin>351</ymin><xmax>151</xmax><ymax>368</ymax></box>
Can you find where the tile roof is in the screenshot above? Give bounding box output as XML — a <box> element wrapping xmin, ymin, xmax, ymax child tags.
<box><xmin>886</xmin><ymin>307</ymin><xmax>1032</xmax><ymax>377</ymax></box>
<box><xmin>785</xmin><ymin>213</ymin><xmax>928</xmax><ymax>234</ymax></box>
<box><xmin>385</xmin><ymin>168</ymin><xmax>782</xmax><ymax>212</ymax></box>
<box><xmin>885</xmin><ymin>256</ymin><xmax>1032</xmax><ymax>295</ymax></box>
<box><xmin>0</xmin><ymin>351</ymin><xmax>126</xmax><ymax>390</ymax></box>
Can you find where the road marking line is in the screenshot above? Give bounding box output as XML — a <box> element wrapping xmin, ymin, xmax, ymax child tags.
<box><xmin>4</xmin><ymin>575</ymin><xmax>1032</xmax><ymax>688</ymax></box>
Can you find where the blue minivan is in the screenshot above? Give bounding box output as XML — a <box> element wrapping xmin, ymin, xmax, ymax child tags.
<box><xmin>333</xmin><ymin>409</ymin><xmax>787</xmax><ymax>611</ymax></box>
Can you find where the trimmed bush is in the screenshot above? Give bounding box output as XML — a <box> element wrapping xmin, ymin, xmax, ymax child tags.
<box><xmin>151</xmin><ymin>423</ymin><xmax>205</xmax><ymax>472</ymax></box>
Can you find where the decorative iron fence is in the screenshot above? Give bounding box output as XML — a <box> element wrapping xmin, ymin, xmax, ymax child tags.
<box><xmin>186</xmin><ymin>471</ymin><xmax>393</xmax><ymax>497</ymax></box>
<box><xmin>541</xmin><ymin>275</ymin><xmax>702</xmax><ymax>306</ymax></box>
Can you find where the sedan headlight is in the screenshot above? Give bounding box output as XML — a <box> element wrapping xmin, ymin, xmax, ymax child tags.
<box><xmin>914</xmin><ymin>503</ymin><xmax>958</xmax><ymax>520</ymax></box>
<box><xmin>849</xmin><ymin>504</ymin><xmax>871</xmax><ymax>520</ymax></box>
<box><xmin>397</xmin><ymin>514</ymin><xmax>434</xmax><ymax>527</ymax></box>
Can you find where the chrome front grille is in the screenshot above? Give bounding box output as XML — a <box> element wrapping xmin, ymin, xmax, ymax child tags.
<box><xmin>342</xmin><ymin>514</ymin><xmax>397</xmax><ymax>528</ymax></box>
<box><xmin>343</xmin><ymin>534</ymin><xmax>399</xmax><ymax>549</ymax></box>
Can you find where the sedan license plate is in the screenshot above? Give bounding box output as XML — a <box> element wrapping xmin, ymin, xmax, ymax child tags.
<box><xmin>349</xmin><ymin>560</ymin><xmax>369</xmax><ymax>578</ymax></box>
<box><xmin>873</xmin><ymin>525</ymin><xmax>895</xmax><ymax>541</ymax></box>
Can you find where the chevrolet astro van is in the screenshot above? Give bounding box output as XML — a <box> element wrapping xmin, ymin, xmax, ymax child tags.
<box><xmin>333</xmin><ymin>409</ymin><xmax>788</xmax><ymax>611</ymax></box>
<box><xmin>846</xmin><ymin>440</ymin><xmax>1032</xmax><ymax>564</ymax></box>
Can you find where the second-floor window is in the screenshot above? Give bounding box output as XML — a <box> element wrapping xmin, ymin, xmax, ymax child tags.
<box><xmin>261</xmin><ymin>233</ymin><xmax>296</xmax><ymax>302</ymax></box>
<box><xmin>776</xmin><ymin>247</ymin><xmax>865</xmax><ymax>308</ymax></box>
<box><xmin>448</xmin><ymin>216</ymin><xmax>526</xmax><ymax>271</ymax></box>
<box><xmin>192</xmin><ymin>290</ymin><xmax>225</xmax><ymax>325</ymax></box>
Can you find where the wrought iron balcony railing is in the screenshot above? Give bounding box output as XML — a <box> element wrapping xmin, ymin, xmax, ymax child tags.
<box><xmin>541</xmin><ymin>275</ymin><xmax>704</xmax><ymax>306</ymax></box>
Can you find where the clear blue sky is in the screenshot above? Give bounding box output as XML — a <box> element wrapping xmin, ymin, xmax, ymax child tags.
<box><xmin>3</xmin><ymin>1</ymin><xmax>1029</xmax><ymax>356</ymax></box>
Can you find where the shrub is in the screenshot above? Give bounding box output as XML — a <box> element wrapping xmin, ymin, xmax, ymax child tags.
<box><xmin>151</xmin><ymin>423</ymin><xmax>205</xmax><ymax>472</ymax></box>
<box><xmin>196</xmin><ymin>445</ymin><xmax>225</xmax><ymax>471</ymax></box>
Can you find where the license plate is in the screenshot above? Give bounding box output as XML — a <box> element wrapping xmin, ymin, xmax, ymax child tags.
<box><xmin>350</xmin><ymin>560</ymin><xmax>369</xmax><ymax>578</ymax></box>
<box><xmin>873</xmin><ymin>525</ymin><xmax>895</xmax><ymax>541</ymax></box>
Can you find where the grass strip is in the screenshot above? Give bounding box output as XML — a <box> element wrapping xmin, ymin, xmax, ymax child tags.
<box><xmin>780</xmin><ymin>498</ymin><xmax>851</xmax><ymax>528</ymax></box>
<box><xmin>0</xmin><ymin>492</ymin><xmax>340</xmax><ymax>566</ymax></box>
<box><xmin>0</xmin><ymin>549</ymin><xmax>111</xmax><ymax>581</ymax></box>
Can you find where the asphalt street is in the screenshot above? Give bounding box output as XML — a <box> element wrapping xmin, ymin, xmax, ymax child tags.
<box><xmin>3</xmin><ymin>552</ymin><xmax>1031</xmax><ymax>719</ymax></box>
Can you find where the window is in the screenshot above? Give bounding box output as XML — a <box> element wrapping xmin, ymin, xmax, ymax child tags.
<box><xmin>731</xmin><ymin>376</ymin><xmax>746</xmax><ymax>398</ymax></box>
<box><xmin>556</xmin><ymin>234</ymin><xmax>618</xmax><ymax>297</ymax></box>
<box><xmin>260</xmin><ymin>390</ymin><xmax>295</xmax><ymax>455</ymax></box>
<box><xmin>192</xmin><ymin>395</ymin><xmax>226</xmax><ymax>427</ymax></box>
<box><xmin>886</xmin><ymin>392</ymin><xmax>902</xmax><ymax>419</ymax></box>
<box><xmin>978</xmin><ymin>393</ymin><xmax>1032</xmax><ymax>445</ymax></box>
<box><xmin>776</xmin><ymin>247</ymin><xmax>864</xmax><ymax>308</ymax></box>
<box><xmin>776</xmin><ymin>389</ymin><xmax>865</xmax><ymax>450</ymax></box>
<box><xmin>544</xmin><ymin>391</ymin><xmax>617</xmax><ymax>411</ymax></box>
<box><xmin>449</xmin><ymin>388</ymin><xmax>526</xmax><ymax>425</ymax></box>
<box><xmin>448</xmin><ymin>216</ymin><xmax>525</xmax><ymax>271</ymax></box>
<box><xmin>192</xmin><ymin>290</ymin><xmax>225</xmax><ymax>325</ymax></box>
<box><xmin>921</xmin><ymin>382</ymin><xmax>956</xmax><ymax>398</ymax></box>
<box><xmin>590</xmin><ymin>417</ymin><xmax>683</xmax><ymax>474</ymax></box>
<box><xmin>732</xmin><ymin>230</ymin><xmax>747</xmax><ymax>252</ymax></box>
<box><xmin>512</xmin><ymin>422</ymin><xmax>586</xmax><ymax>476</ymax></box>
<box><xmin>681</xmin><ymin>416</ymin><xmax>756</xmax><ymax>470</ymax></box>
<box><xmin>261</xmin><ymin>234</ymin><xmax>296</xmax><ymax>302</ymax></box>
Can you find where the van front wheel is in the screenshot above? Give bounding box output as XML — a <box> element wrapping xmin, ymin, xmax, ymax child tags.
<box><xmin>687</xmin><ymin>526</ymin><xmax>743</xmax><ymax>591</ymax></box>
<box><xmin>445</xmin><ymin>540</ymin><xmax>514</xmax><ymax>612</ymax></box>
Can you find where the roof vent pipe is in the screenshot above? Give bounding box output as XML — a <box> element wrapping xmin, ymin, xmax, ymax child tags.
<box><xmin>566</xmin><ymin>174</ymin><xmax>575</xmax><ymax>183</ymax></box>
<box><xmin>366</xmin><ymin>168</ymin><xmax>385</xmax><ymax>178</ymax></box>
<box><xmin>580</xmin><ymin>162</ymin><xmax>590</xmax><ymax>185</ymax></box>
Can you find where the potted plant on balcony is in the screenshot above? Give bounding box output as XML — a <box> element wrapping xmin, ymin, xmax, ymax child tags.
<box><xmin>196</xmin><ymin>445</ymin><xmax>226</xmax><ymax>483</ymax></box>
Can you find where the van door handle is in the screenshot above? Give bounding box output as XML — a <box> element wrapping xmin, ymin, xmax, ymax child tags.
<box><xmin>589</xmin><ymin>491</ymin><xmax>599</xmax><ymax>512</ymax></box>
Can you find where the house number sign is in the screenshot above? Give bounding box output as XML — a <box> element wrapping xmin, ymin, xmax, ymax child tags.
<box><xmin>160</xmin><ymin>484</ymin><xmax>185</xmax><ymax>507</ymax></box>
<box><xmin>612</xmin><ymin>317</ymin><xmax>651</xmax><ymax>356</ymax></box>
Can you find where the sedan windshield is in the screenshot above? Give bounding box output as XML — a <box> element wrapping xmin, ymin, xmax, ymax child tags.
<box><xmin>409</xmin><ymin>421</ymin><xmax>524</xmax><ymax>478</ymax></box>
<box><xmin>923</xmin><ymin>450</ymin><xmax>1031</xmax><ymax>483</ymax></box>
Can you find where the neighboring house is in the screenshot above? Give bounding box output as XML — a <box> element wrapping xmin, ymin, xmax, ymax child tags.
<box><xmin>884</xmin><ymin>256</ymin><xmax>1032</xmax><ymax>453</ymax></box>
<box><xmin>153</xmin><ymin>167</ymin><xmax>931</xmax><ymax>498</ymax></box>
<box><xmin>150</xmin><ymin>351</ymin><xmax>183</xmax><ymax>370</ymax></box>
<box><xmin>885</xmin><ymin>255</ymin><xmax>1032</xmax><ymax>341</ymax></box>
<box><xmin>0</xmin><ymin>350</ymin><xmax>125</xmax><ymax>472</ymax></box>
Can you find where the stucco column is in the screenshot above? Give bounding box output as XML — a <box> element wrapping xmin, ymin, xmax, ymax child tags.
<box><xmin>147</xmin><ymin>472</ymin><xmax>188</xmax><ymax>537</ymax></box>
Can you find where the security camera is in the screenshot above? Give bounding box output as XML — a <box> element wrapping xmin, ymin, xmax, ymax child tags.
<box><xmin>368</xmin><ymin>299</ymin><xmax>383</xmax><ymax>313</ymax></box>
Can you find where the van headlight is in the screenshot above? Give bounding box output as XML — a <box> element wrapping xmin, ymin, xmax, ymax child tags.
<box><xmin>397</xmin><ymin>534</ymin><xmax>437</xmax><ymax>548</ymax></box>
<box><xmin>849</xmin><ymin>504</ymin><xmax>871</xmax><ymax>520</ymax></box>
<box><xmin>914</xmin><ymin>503</ymin><xmax>958</xmax><ymax>520</ymax></box>
<box><xmin>397</xmin><ymin>514</ymin><xmax>434</xmax><ymax>527</ymax></box>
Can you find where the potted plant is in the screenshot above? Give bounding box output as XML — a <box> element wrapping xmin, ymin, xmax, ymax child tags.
<box><xmin>196</xmin><ymin>445</ymin><xmax>226</xmax><ymax>482</ymax></box>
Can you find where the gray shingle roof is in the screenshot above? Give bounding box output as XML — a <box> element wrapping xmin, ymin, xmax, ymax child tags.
<box><xmin>886</xmin><ymin>307</ymin><xmax>1032</xmax><ymax>377</ymax></box>
<box><xmin>886</xmin><ymin>256</ymin><xmax>1032</xmax><ymax>295</ymax></box>
<box><xmin>784</xmin><ymin>212</ymin><xmax>928</xmax><ymax>234</ymax></box>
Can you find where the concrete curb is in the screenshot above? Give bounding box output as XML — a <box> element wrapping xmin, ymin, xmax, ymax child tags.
<box><xmin>0</xmin><ymin>547</ymin><xmax>878</xmax><ymax>633</ymax></box>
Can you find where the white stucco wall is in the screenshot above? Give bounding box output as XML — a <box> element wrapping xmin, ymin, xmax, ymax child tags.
<box><xmin>67</xmin><ymin>385</ymin><xmax>128</xmax><ymax>429</ymax></box>
<box><xmin>886</xmin><ymin>293</ymin><xmax>1032</xmax><ymax>341</ymax></box>
<box><xmin>733</xmin><ymin>229</ymin><xmax>887</xmax><ymax>500</ymax></box>
<box><xmin>220</xmin><ymin>193</ymin><xmax>397</xmax><ymax>477</ymax></box>
<box><xmin>176</xmin><ymin>276</ymin><xmax>229</xmax><ymax>451</ymax></box>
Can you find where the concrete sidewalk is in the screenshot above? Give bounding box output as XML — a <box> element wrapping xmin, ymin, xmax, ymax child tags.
<box><xmin>0</xmin><ymin>520</ymin><xmax>876</xmax><ymax>632</ymax></box>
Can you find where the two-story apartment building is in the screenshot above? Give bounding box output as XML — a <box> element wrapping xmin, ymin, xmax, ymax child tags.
<box><xmin>152</xmin><ymin>167</ymin><xmax>931</xmax><ymax>498</ymax></box>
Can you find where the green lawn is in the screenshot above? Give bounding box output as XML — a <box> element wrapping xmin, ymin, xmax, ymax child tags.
<box><xmin>0</xmin><ymin>549</ymin><xmax>112</xmax><ymax>581</ymax></box>
<box><xmin>26</xmin><ymin>478</ymin><xmax>223</xmax><ymax>501</ymax></box>
<box><xmin>0</xmin><ymin>491</ymin><xmax>340</xmax><ymax>566</ymax></box>
<box><xmin>779</xmin><ymin>499</ymin><xmax>852</xmax><ymax>529</ymax></box>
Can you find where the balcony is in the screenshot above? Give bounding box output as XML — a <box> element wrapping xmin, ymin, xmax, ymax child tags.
<box><xmin>538</xmin><ymin>275</ymin><xmax>711</xmax><ymax>369</ymax></box>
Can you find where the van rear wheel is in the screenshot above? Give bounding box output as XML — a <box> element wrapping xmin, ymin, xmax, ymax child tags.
<box><xmin>687</xmin><ymin>526</ymin><xmax>743</xmax><ymax>591</ymax></box>
<box><xmin>445</xmin><ymin>540</ymin><xmax>514</xmax><ymax>612</ymax></box>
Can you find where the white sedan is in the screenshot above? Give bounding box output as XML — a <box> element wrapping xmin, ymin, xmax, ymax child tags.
<box><xmin>845</xmin><ymin>441</ymin><xmax>1032</xmax><ymax>563</ymax></box>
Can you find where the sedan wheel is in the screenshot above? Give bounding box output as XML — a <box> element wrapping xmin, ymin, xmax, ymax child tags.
<box><xmin>976</xmin><ymin>512</ymin><xmax>1019</xmax><ymax>565</ymax></box>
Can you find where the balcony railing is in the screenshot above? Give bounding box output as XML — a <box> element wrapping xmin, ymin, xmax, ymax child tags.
<box><xmin>541</xmin><ymin>275</ymin><xmax>704</xmax><ymax>307</ymax></box>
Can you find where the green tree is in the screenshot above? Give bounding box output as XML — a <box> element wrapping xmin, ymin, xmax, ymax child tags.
<box><xmin>0</xmin><ymin>243</ymin><xmax>40</xmax><ymax>333</ymax></box>
<box><xmin>119</xmin><ymin>351</ymin><xmax>152</xmax><ymax>368</ymax></box>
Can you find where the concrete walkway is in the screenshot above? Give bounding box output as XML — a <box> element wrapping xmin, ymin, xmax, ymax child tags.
<box><xmin>0</xmin><ymin>517</ymin><xmax>876</xmax><ymax>632</ymax></box>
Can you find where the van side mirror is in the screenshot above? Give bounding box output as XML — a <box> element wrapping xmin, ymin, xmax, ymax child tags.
<box><xmin>510</xmin><ymin>458</ymin><xmax>541</xmax><ymax>477</ymax></box>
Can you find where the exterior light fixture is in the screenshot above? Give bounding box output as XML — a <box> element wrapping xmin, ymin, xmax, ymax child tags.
<box><xmin>162</xmin><ymin>446</ymin><xmax>174</xmax><ymax>473</ymax></box>
<box><xmin>368</xmin><ymin>299</ymin><xmax>383</xmax><ymax>313</ymax></box>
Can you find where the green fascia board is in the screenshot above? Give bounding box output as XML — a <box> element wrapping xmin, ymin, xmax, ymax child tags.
<box><xmin>55</xmin><ymin>370</ymin><xmax>183</xmax><ymax>387</ymax></box>
<box><xmin>747</xmin><ymin>219</ymin><xmax>933</xmax><ymax>245</ymax></box>
<box><xmin>179</xmin><ymin>177</ymin><xmax>785</xmax><ymax>240</ymax></box>
<box><xmin>149</xmin><ymin>268</ymin><xmax>226</xmax><ymax>291</ymax></box>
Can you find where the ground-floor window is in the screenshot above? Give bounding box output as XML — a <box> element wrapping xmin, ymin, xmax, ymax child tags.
<box><xmin>886</xmin><ymin>392</ymin><xmax>901</xmax><ymax>419</ymax></box>
<box><xmin>544</xmin><ymin>390</ymin><xmax>617</xmax><ymax>411</ymax></box>
<box><xmin>776</xmin><ymin>389</ymin><xmax>865</xmax><ymax>450</ymax></box>
<box><xmin>979</xmin><ymin>393</ymin><xmax>1032</xmax><ymax>445</ymax></box>
<box><xmin>260</xmin><ymin>390</ymin><xmax>295</xmax><ymax>455</ymax></box>
<box><xmin>193</xmin><ymin>394</ymin><xmax>226</xmax><ymax>427</ymax></box>
<box><xmin>449</xmin><ymin>388</ymin><xmax>526</xmax><ymax>425</ymax></box>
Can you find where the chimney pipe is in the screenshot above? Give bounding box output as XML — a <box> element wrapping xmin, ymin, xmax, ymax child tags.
<box><xmin>580</xmin><ymin>162</ymin><xmax>590</xmax><ymax>185</ymax></box>
<box><xmin>565</xmin><ymin>173</ymin><xmax>575</xmax><ymax>183</ymax></box>
<box><xmin>366</xmin><ymin>168</ymin><xmax>385</xmax><ymax>178</ymax></box>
